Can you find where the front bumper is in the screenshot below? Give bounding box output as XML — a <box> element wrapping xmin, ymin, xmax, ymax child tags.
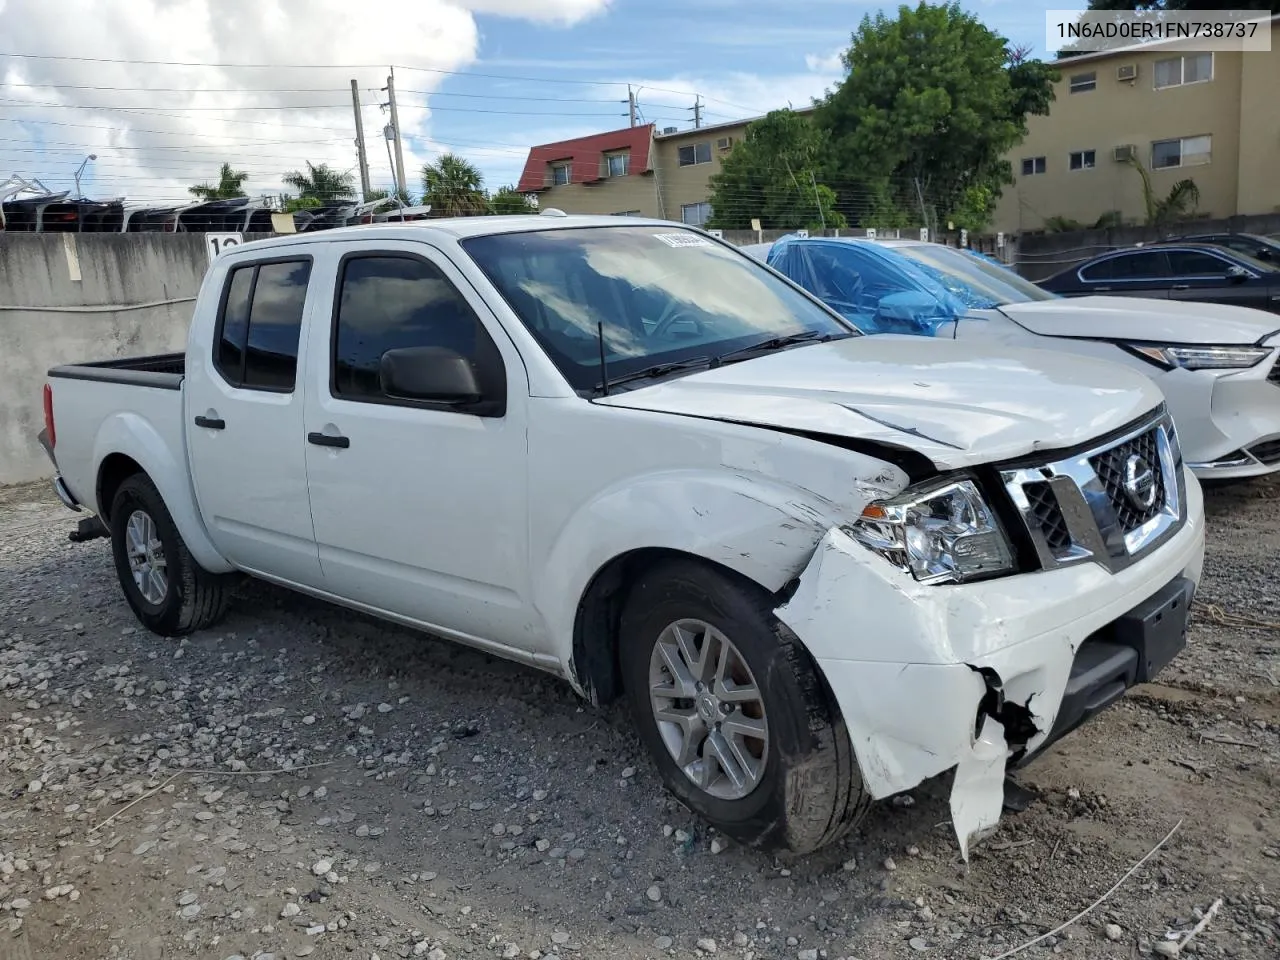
<box><xmin>775</xmin><ymin>469</ymin><xmax>1205</xmax><ymax>857</ymax></box>
<box><xmin>1160</xmin><ymin>358</ymin><xmax>1280</xmax><ymax>480</ymax></box>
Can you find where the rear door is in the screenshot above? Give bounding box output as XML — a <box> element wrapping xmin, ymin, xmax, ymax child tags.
<box><xmin>185</xmin><ymin>253</ymin><xmax>324</xmax><ymax>586</ymax></box>
<box><xmin>1164</xmin><ymin>248</ymin><xmax>1271</xmax><ymax>311</ymax></box>
<box><xmin>1078</xmin><ymin>250</ymin><xmax>1172</xmax><ymax>299</ymax></box>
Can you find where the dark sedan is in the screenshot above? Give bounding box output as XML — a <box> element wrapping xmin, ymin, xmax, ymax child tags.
<box><xmin>1153</xmin><ymin>232</ymin><xmax>1280</xmax><ymax>263</ymax></box>
<box><xmin>1038</xmin><ymin>243</ymin><xmax>1280</xmax><ymax>313</ymax></box>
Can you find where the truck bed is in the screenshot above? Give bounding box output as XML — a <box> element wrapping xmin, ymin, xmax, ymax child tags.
<box><xmin>48</xmin><ymin>352</ymin><xmax>185</xmax><ymax>391</ymax></box>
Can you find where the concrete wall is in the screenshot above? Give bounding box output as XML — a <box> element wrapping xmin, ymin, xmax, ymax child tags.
<box><xmin>0</xmin><ymin>233</ymin><xmax>243</xmax><ymax>485</ymax></box>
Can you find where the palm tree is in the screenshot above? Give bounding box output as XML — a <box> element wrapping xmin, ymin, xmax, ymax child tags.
<box><xmin>282</xmin><ymin>162</ymin><xmax>355</xmax><ymax>203</ymax></box>
<box><xmin>189</xmin><ymin>162</ymin><xmax>249</xmax><ymax>200</ymax></box>
<box><xmin>1124</xmin><ymin>155</ymin><xmax>1201</xmax><ymax>226</ymax></box>
<box><xmin>422</xmin><ymin>153</ymin><xmax>488</xmax><ymax>217</ymax></box>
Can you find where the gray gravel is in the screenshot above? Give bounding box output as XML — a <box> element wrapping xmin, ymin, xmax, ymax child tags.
<box><xmin>1</xmin><ymin>477</ymin><xmax>1278</xmax><ymax>959</ymax></box>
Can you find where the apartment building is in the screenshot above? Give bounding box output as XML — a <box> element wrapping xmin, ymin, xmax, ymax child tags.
<box><xmin>516</xmin><ymin>110</ymin><xmax>814</xmax><ymax>225</ymax></box>
<box><xmin>994</xmin><ymin>15</ymin><xmax>1280</xmax><ymax>234</ymax></box>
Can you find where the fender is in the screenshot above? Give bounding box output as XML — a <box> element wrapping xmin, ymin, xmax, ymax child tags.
<box><xmin>92</xmin><ymin>412</ymin><xmax>234</xmax><ymax>574</ymax></box>
<box><xmin>534</xmin><ymin>467</ymin><xmax>867</xmax><ymax>673</ymax></box>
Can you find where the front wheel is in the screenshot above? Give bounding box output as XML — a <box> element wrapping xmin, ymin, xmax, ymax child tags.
<box><xmin>109</xmin><ymin>473</ymin><xmax>230</xmax><ymax>636</ymax></box>
<box><xmin>619</xmin><ymin>559</ymin><xmax>871</xmax><ymax>853</ymax></box>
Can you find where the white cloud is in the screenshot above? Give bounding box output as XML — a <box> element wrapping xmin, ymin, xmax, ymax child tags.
<box><xmin>0</xmin><ymin>0</ymin><xmax>609</xmax><ymax>203</ymax></box>
<box><xmin>804</xmin><ymin>50</ymin><xmax>846</xmax><ymax>74</ymax></box>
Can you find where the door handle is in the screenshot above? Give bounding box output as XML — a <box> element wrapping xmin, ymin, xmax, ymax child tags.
<box><xmin>194</xmin><ymin>416</ymin><xmax>225</xmax><ymax>430</ymax></box>
<box><xmin>308</xmin><ymin>432</ymin><xmax>350</xmax><ymax>449</ymax></box>
<box><xmin>1171</xmin><ymin>284</ymin><xmax>1191</xmax><ymax>290</ymax></box>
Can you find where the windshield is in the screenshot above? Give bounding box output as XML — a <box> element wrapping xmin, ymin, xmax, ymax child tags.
<box><xmin>893</xmin><ymin>244</ymin><xmax>1060</xmax><ymax>306</ymax></box>
<box><xmin>461</xmin><ymin>226</ymin><xmax>856</xmax><ymax>393</ymax></box>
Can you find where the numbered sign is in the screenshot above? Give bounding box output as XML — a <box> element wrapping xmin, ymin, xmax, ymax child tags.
<box><xmin>865</xmin><ymin>227</ymin><xmax>877</xmax><ymax>241</ymax></box>
<box><xmin>205</xmin><ymin>232</ymin><xmax>244</xmax><ymax>263</ymax></box>
<box><xmin>959</xmin><ymin>228</ymin><xmax>968</xmax><ymax>247</ymax></box>
<box><xmin>919</xmin><ymin>227</ymin><xmax>930</xmax><ymax>243</ymax></box>
<box><xmin>707</xmin><ymin>228</ymin><xmax>724</xmax><ymax>239</ymax></box>
<box><xmin>795</xmin><ymin>229</ymin><xmax>809</xmax><ymax>239</ymax></box>
<box><xmin>997</xmin><ymin>232</ymin><xmax>1006</xmax><ymax>248</ymax></box>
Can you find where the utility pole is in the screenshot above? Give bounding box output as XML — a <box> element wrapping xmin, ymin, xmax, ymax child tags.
<box><xmin>627</xmin><ymin>85</ymin><xmax>637</xmax><ymax>127</ymax></box>
<box><xmin>350</xmin><ymin>79</ymin><xmax>371</xmax><ymax>198</ymax></box>
<box><xmin>690</xmin><ymin>96</ymin><xmax>703</xmax><ymax>129</ymax></box>
<box><xmin>383</xmin><ymin>69</ymin><xmax>407</xmax><ymax>196</ymax></box>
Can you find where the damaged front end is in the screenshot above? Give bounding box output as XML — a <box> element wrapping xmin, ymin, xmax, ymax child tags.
<box><xmin>775</xmin><ymin>513</ymin><xmax>1200</xmax><ymax>859</ymax></box>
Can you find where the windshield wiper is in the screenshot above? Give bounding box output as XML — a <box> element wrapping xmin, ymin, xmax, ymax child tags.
<box><xmin>714</xmin><ymin>330</ymin><xmax>846</xmax><ymax>366</ymax></box>
<box><xmin>594</xmin><ymin>356</ymin><xmax>714</xmax><ymax>395</ymax></box>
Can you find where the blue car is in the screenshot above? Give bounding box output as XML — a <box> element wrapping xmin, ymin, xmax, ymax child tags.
<box><xmin>764</xmin><ymin>235</ymin><xmax>1048</xmax><ymax>336</ymax></box>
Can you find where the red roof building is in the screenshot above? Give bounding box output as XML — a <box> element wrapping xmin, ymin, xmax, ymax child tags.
<box><xmin>516</xmin><ymin>124</ymin><xmax>655</xmax><ymax>193</ymax></box>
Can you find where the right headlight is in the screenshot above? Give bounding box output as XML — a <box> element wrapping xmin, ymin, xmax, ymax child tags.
<box><xmin>1121</xmin><ymin>344</ymin><xmax>1271</xmax><ymax>370</ymax></box>
<box><xmin>845</xmin><ymin>478</ymin><xmax>1014</xmax><ymax>585</ymax></box>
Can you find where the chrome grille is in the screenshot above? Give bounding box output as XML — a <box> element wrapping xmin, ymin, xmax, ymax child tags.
<box><xmin>1023</xmin><ymin>481</ymin><xmax>1072</xmax><ymax>555</ymax></box>
<box><xmin>1000</xmin><ymin>409</ymin><xmax>1185</xmax><ymax>575</ymax></box>
<box><xmin>1090</xmin><ymin>428</ymin><xmax>1166</xmax><ymax>532</ymax></box>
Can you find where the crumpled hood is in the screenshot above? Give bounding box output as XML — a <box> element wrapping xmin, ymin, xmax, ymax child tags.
<box><xmin>1001</xmin><ymin>296</ymin><xmax>1280</xmax><ymax>345</ymax></box>
<box><xmin>594</xmin><ymin>336</ymin><xmax>1164</xmax><ymax>469</ymax></box>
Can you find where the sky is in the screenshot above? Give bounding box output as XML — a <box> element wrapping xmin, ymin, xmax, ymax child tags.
<box><xmin>0</xmin><ymin>0</ymin><xmax>1060</xmax><ymax>206</ymax></box>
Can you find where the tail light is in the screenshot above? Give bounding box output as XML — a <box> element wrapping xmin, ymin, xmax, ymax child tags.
<box><xmin>43</xmin><ymin>383</ymin><xmax>56</xmax><ymax>449</ymax></box>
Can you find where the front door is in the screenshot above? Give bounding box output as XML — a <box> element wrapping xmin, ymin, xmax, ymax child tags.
<box><xmin>185</xmin><ymin>254</ymin><xmax>324</xmax><ymax>585</ymax></box>
<box><xmin>301</xmin><ymin>242</ymin><xmax>536</xmax><ymax>654</ymax></box>
<box><xmin>1164</xmin><ymin>248</ymin><xmax>1271</xmax><ymax>311</ymax></box>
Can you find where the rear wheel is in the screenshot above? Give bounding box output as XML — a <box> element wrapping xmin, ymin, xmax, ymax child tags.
<box><xmin>109</xmin><ymin>474</ymin><xmax>230</xmax><ymax>636</ymax></box>
<box><xmin>619</xmin><ymin>559</ymin><xmax>871</xmax><ymax>853</ymax></box>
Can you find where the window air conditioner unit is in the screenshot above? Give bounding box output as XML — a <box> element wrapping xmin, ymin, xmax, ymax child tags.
<box><xmin>1117</xmin><ymin>64</ymin><xmax>1138</xmax><ymax>82</ymax></box>
<box><xmin>716</xmin><ymin>136</ymin><xmax>733</xmax><ymax>151</ymax></box>
<box><xmin>662</xmin><ymin>126</ymin><xmax>678</xmax><ymax>134</ymax></box>
<box><xmin>1113</xmin><ymin>144</ymin><xmax>1137</xmax><ymax>163</ymax></box>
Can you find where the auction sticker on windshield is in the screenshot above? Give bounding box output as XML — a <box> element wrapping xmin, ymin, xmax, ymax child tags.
<box><xmin>654</xmin><ymin>233</ymin><xmax>712</xmax><ymax>248</ymax></box>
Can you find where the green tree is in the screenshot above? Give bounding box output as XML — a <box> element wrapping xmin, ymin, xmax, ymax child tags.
<box><xmin>489</xmin><ymin>185</ymin><xmax>538</xmax><ymax>215</ymax></box>
<box><xmin>706</xmin><ymin>109</ymin><xmax>845</xmax><ymax>231</ymax></box>
<box><xmin>282</xmin><ymin>162</ymin><xmax>354</xmax><ymax>203</ymax></box>
<box><xmin>189</xmin><ymin>162</ymin><xmax>249</xmax><ymax>200</ymax></box>
<box><xmin>422</xmin><ymin>153</ymin><xmax>488</xmax><ymax>217</ymax></box>
<box><xmin>815</xmin><ymin>2</ymin><xmax>1057</xmax><ymax>232</ymax></box>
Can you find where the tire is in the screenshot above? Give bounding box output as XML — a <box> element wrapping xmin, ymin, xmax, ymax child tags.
<box><xmin>109</xmin><ymin>473</ymin><xmax>230</xmax><ymax>637</ymax></box>
<box><xmin>619</xmin><ymin>558</ymin><xmax>872</xmax><ymax>854</ymax></box>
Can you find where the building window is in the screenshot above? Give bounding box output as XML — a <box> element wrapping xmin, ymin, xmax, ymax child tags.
<box><xmin>605</xmin><ymin>152</ymin><xmax>630</xmax><ymax>177</ymax></box>
<box><xmin>680</xmin><ymin>201</ymin><xmax>712</xmax><ymax>226</ymax></box>
<box><xmin>1154</xmin><ymin>53</ymin><xmax>1213</xmax><ymax>89</ymax></box>
<box><xmin>1069</xmin><ymin>150</ymin><xmax>1096</xmax><ymax>171</ymax></box>
<box><xmin>1069</xmin><ymin>72</ymin><xmax>1097</xmax><ymax>93</ymax></box>
<box><xmin>1021</xmin><ymin>156</ymin><xmax>1046</xmax><ymax>176</ymax></box>
<box><xmin>1151</xmin><ymin>135</ymin><xmax>1211</xmax><ymax>169</ymax></box>
<box><xmin>677</xmin><ymin>142</ymin><xmax>712</xmax><ymax>166</ymax></box>
<box><xmin>550</xmin><ymin>163</ymin><xmax>571</xmax><ymax>186</ymax></box>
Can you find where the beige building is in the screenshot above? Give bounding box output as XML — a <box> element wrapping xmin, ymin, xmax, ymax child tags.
<box><xmin>995</xmin><ymin>16</ymin><xmax>1280</xmax><ymax>234</ymax></box>
<box><xmin>516</xmin><ymin>109</ymin><xmax>814</xmax><ymax>225</ymax></box>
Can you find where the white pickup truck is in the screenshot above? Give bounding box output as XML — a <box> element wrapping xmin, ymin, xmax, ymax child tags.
<box><xmin>39</xmin><ymin>214</ymin><xmax>1206</xmax><ymax>857</ymax></box>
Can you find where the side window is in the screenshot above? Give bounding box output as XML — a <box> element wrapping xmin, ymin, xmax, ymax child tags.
<box><xmin>332</xmin><ymin>255</ymin><xmax>505</xmax><ymax>410</ymax></box>
<box><xmin>213</xmin><ymin>258</ymin><xmax>311</xmax><ymax>390</ymax></box>
<box><xmin>1167</xmin><ymin>250</ymin><xmax>1231</xmax><ymax>276</ymax></box>
<box><xmin>1109</xmin><ymin>251</ymin><xmax>1170</xmax><ymax>280</ymax></box>
<box><xmin>1079</xmin><ymin>258</ymin><xmax>1115</xmax><ymax>282</ymax></box>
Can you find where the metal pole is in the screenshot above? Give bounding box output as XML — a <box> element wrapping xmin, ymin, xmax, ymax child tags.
<box><xmin>387</xmin><ymin>69</ymin><xmax>407</xmax><ymax>196</ymax></box>
<box><xmin>351</xmin><ymin>80</ymin><xmax>371</xmax><ymax>198</ymax></box>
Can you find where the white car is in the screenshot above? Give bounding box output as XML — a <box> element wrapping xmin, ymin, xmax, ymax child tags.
<box><xmin>759</xmin><ymin>236</ymin><xmax>1280</xmax><ymax>481</ymax></box>
<box><xmin>39</xmin><ymin>216</ymin><xmax>1205</xmax><ymax>857</ymax></box>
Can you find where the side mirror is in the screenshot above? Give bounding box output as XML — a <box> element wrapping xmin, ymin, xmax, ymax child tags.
<box><xmin>1225</xmin><ymin>264</ymin><xmax>1250</xmax><ymax>283</ymax></box>
<box><xmin>379</xmin><ymin>346</ymin><xmax>482</xmax><ymax>404</ymax></box>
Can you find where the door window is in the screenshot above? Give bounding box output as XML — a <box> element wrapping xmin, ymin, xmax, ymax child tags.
<box><xmin>1107</xmin><ymin>251</ymin><xmax>1170</xmax><ymax>280</ymax></box>
<box><xmin>332</xmin><ymin>254</ymin><xmax>505</xmax><ymax>410</ymax></box>
<box><xmin>1166</xmin><ymin>249</ymin><xmax>1232</xmax><ymax>276</ymax></box>
<box><xmin>213</xmin><ymin>258</ymin><xmax>311</xmax><ymax>391</ymax></box>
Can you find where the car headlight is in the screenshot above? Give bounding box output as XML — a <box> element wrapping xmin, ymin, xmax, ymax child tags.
<box><xmin>1123</xmin><ymin>344</ymin><xmax>1271</xmax><ymax>370</ymax></box>
<box><xmin>846</xmin><ymin>479</ymin><xmax>1014</xmax><ymax>584</ymax></box>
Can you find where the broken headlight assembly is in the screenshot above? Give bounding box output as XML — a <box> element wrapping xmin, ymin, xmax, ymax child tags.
<box><xmin>846</xmin><ymin>479</ymin><xmax>1013</xmax><ymax>584</ymax></box>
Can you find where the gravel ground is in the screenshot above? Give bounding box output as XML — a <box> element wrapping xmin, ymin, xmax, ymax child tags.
<box><xmin>2</xmin><ymin>477</ymin><xmax>1278</xmax><ymax>960</ymax></box>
